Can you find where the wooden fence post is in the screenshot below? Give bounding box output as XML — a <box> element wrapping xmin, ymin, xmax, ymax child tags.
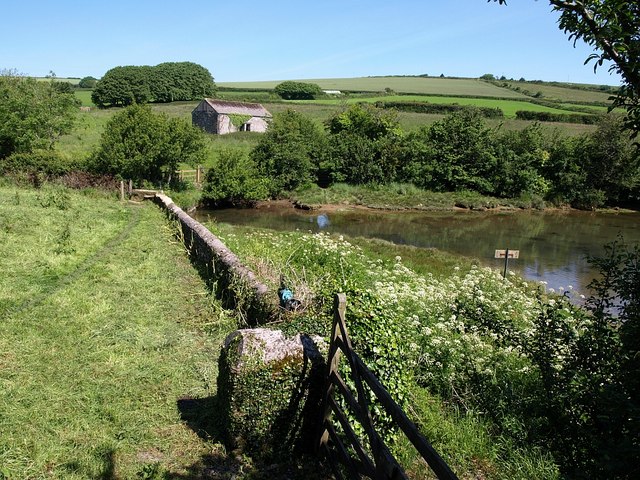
<box><xmin>318</xmin><ymin>293</ymin><xmax>346</xmax><ymax>452</ymax></box>
<box><xmin>120</xmin><ymin>181</ymin><xmax>125</xmax><ymax>201</ymax></box>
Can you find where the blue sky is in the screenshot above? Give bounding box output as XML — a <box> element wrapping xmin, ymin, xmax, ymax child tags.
<box><xmin>0</xmin><ymin>0</ymin><xmax>622</xmax><ymax>86</ymax></box>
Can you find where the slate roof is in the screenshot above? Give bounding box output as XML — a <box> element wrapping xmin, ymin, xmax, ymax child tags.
<box><xmin>202</xmin><ymin>99</ymin><xmax>271</xmax><ymax>117</ymax></box>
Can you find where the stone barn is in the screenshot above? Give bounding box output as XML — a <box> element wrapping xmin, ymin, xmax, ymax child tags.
<box><xmin>192</xmin><ymin>99</ymin><xmax>272</xmax><ymax>134</ymax></box>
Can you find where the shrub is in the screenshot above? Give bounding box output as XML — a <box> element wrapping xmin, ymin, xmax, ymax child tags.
<box><xmin>90</xmin><ymin>104</ymin><xmax>207</xmax><ymax>185</ymax></box>
<box><xmin>251</xmin><ymin>109</ymin><xmax>327</xmax><ymax>195</ymax></box>
<box><xmin>1</xmin><ymin>150</ymin><xmax>77</xmax><ymax>176</ymax></box>
<box><xmin>426</xmin><ymin>109</ymin><xmax>498</xmax><ymax>194</ymax></box>
<box><xmin>323</xmin><ymin>104</ymin><xmax>403</xmax><ymax>185</ymax></box>
<box><xmin>201</xmin><ymin>150</ymin><xmax>270</xmax><ymax>207</ymax></box>
<box><xmin>274</xmin><ymin>81</ymin><xmax>323</xmax><ymax>100</ymax></box>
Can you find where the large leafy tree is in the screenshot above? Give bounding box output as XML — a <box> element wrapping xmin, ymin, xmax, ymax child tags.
<box><xmin>91</xmin><ymin>62</ymin><xmax>216</xmax><ymax>108</ymax></box>
<box><xmin>251</xmin><ymin>109</ymin><xmax>327</xmax><ymax>194</ymax></box>
<box><xmin>91</xmin><ymin>66</ymin><xmax>153</xmax><ymax>107</ymax></box>
<box><xmin>90</xmin><ymin>104</ymin><xmax>206</xmax><ymax>184</ymax></box>
<box><xmin>0</xmin><ymin>72</ymin><xmax>79</xmax><ymax>158</ymax></box>
<box><xmin>492</xmin><ymin>0</ymin><xmax>640</xmax><ymax>138</ymax></box>
<box><xmin>151</xmin><ymin>62</ymin><xmax>216</xmax><ymax>103</ymax></box>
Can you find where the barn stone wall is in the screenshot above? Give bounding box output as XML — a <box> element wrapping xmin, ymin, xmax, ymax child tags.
<box><xmin>192</xmin><ymin>109</ymin><xmax>219</xmax><ymax>134</ymax></box>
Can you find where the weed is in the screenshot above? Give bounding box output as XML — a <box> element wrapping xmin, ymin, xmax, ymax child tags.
<box><xmin>38</xmin><ymin>186</ymin><xmax>72</xmax><ymax>210</ymax></box>
<box><xmin>54</xmin><ymin>221</ymin><xmax>74</xmax><ymax>254</ymax></box>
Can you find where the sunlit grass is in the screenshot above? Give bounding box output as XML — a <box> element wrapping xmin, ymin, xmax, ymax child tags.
<box><xmin>0</xmin><ymin>184</ymin><xmax>233</xmax><ymax>478</ymax></box>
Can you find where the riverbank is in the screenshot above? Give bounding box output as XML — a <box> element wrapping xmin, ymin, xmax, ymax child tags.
<box><xmin>287</xmin><ymin>182</ymin><xmax>547</xmax><ymax>212</ymax></box>
<box><xmin>286</xmin><ymin>183</ymin><xmax>640</xmax><ymax>214</ymax></box>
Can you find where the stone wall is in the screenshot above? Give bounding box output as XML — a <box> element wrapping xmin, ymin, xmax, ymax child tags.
<box><xmin>153</xmin><ymin>193</ymin><xmax>277</xmax><ymax>323</ymax></box>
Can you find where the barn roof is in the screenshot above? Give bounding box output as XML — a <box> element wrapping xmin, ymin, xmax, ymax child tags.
<box><xmin>201</xmin><ymin>99</ymin><xmax>271</xmax><ymax>117</ymax></box>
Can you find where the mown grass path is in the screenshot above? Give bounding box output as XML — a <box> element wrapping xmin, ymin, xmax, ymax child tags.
<box><xmin>0</xmin><ymin>186</ymin><xmax>231</xmax><ymax>479</ymax></box>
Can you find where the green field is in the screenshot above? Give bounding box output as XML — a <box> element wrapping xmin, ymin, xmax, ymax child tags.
<box><xmin>56</xmin><ymin>97</ymin><xmax>597</xmax><ymax>166</ymax></box>
<box><xmin>220</xmin><ymin>76</ymin><xmax>529</xmax><ymax>98</ymax></box>
<box><xmin>35</xmin><ymin>76</ymin><xmax>81</xmax><ymax>84</ymax></box>
<box><xmin>502</xmin><ymin>81</ymin><xmax>615</xmax><ymax>104</ymax></box>
<box><xmin>74</xmin><ymin>89</ymin><xmax>94</xmax><ymax>107</ymax></box>
<box><xmin>291</xmin><ymin>94</ymin><xmax>583</xmax><ymax>118</ymax></box>
<box><xmin>57</xmin><ymin>75</ymin><xmax>610</xmax><ymax>162</ymax></box>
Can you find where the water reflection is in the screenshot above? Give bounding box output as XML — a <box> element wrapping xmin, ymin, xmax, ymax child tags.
<box><xmin>316</xmin><ymin>213</ymin><xmax>330</xmax><ymax>229</ymax></box>
<box><xmin>194</xmin><ymin>205</ymin><xmax>640</xmax><ymax>296</ymax></box>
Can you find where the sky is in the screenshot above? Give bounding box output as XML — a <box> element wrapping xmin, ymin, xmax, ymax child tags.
<box><xmin>0</xmin><ymin>0</ymin><xmax>622</xmax><ymax>86</ymax></box>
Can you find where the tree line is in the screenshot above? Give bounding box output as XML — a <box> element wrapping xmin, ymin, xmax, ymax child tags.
<box><xmin>203</xmin><ymin>104</ymin><xmax>640</xmax><ymax>210</ymax></box>
<box><xmin>91</xmin><ymin>62</ymin><xmax>216</xmax><ymax>108</ymax></box>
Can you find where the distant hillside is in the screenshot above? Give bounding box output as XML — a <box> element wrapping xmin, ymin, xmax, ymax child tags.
<box><xmin>219</xmin><ymin>76</ymin><xmax>617</xmax><ymax>105</ymax></box>
<box><xmin>219</xmin><ymin>76</ymin><xmax>528</xmax><ymax>99</ymax></box>
<box><xmin>34</xmin><ymin>77</ymin><xmax>81</xmax><ymax>84</ymax></box>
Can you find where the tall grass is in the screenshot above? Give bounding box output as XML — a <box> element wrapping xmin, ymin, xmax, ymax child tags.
<box><xmin>205</xmin><ymin>222</ymin><xmax>563</xmax><ymax>478</ymax></box>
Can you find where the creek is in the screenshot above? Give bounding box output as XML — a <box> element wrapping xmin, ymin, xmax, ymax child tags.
<box><xmin>193</xmin><ymin>204</ymin><xmax>640</xmax><ymax>297</ymax></box>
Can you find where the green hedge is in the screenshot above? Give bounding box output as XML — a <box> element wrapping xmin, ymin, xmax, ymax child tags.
<box><xmin>515</xmin><ymin>110</ymin><xmax>601</xmax><ymax>124</ymax></box>
<box><xmin>375</xmin><ymin>101</ymin><xmax>504</xmax><ymax>118</ymax></box>
<box><xmin>1</xmin><ymin>150</ymin><xmax>78</xmax><ymax>176</ymax></box>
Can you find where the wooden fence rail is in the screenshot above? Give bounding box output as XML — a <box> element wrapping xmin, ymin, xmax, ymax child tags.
<box><xmin>177</xmin><ymin>166</ymin><xmax>205</xmax><ymax>184</ymax></box>
<box><xmin>318</xmin><ymin>294</ymin><xmax>459</xmax><ymax>480</ymax></box>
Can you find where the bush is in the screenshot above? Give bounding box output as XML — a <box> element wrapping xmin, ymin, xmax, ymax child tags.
<box><xmin>426</xmin><ymin>109</ymin><xmax>498</xmax><ymax>194</ymax></box>
<box><xmin>322</xmin><ymin>104</ymin><xmax>403</xmax><ymax>185</ymax></box>
<box><xmin>201</xmin><ymin>150</ymin><xmax>270</xmax><ymax>207</ymax></box>
<box><xmin>251</xmin><ymin>109</ymin><xmax>327</xmax><ymax>195</ymax></box>
<box><xmin>274</xmin><ymin>81</ymin><xmax>323</xmax><ymax>100</ymax></box>
<box><xmin>1</xmin><ymin>150</ymin><xmax>77</xmax><ymax>176</ymax></box>
<box><xmin>90</xmin><ymin>104</ymin><xmax>206</xmax><ymax>185</ymax></box>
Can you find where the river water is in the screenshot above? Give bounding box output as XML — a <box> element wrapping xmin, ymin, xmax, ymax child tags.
<box><xmin>193</xmin><ymin>204</ymin><xmax>640</xmax><ymax>297</ymax></box>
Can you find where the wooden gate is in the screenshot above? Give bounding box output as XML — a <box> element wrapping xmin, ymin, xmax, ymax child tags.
<box><xmin>317</xmin><ymin>294</ymin><xmax>458</xmax><ymax>480</ymax></box>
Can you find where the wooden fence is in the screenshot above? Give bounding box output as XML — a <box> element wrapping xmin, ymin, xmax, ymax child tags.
<box><xmin>177</xmin><ymin>166</ymin><xmax>205</xmax><ymax>185</ymax></box>
<box><xmin>317</xmin><ymin>294</ymin><xmax>458</xmax><ymax>480</ymax></box>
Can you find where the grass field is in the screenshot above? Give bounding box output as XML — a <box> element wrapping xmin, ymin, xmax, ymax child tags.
<box><xmin>291</xmin><ymin>94</ymin><xmax>583</xmax><ymax>118</ymax></box>
<box><xmin>0</xmin><ymin>183</ymin><xmax>238</xmax><ymax>478</ymax></box>
<box><xmin>502</xmin><ymin>81</ymin><xmax>615</xmax><ymax>104</ymax></box>
<box><xmin>55</xmin><ymin>97</ymin><xmax>597</xmax><ymax>166</ymax></box>
<box><xmin>74</xmin><ymin>90</ymin><xmax>94</xmax><ymax>107</ymax></box>
<box><xmin>219</xmin><ymin>76</ymin><xmax>529</xmax><ymax>98</ymax></box>
<box><xmin>56</xmin><ymin>75</ymin><xmax>608</xmax><ymax>163</ymax></box>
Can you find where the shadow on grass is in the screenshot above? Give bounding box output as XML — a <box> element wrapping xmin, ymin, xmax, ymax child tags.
<box><xmin>176</xmin><ymin>396</ymin><xmax>225</xmax><ymax>443</ymax></box>
<box><xmin>170</xmin><ymin>371</ymin><xmax>330</xmax><ymax>480</ymax></box>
